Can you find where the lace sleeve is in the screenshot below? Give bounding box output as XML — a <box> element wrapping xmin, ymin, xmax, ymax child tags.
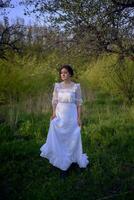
<box><xmin>52</xmin><ymin>83</ymin><xmax>58</xmax><ymax>106</ymax></box>
<box><xmin>75</xmin><ymin>83</ymin><xmax>83</xmax><ymax>106</ymax></box>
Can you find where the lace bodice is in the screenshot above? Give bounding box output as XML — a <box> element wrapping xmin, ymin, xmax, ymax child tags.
<box><xmin>52</xmin><ymin>82</ymin><xmax>83</xmax><ymax>106</ymax></box>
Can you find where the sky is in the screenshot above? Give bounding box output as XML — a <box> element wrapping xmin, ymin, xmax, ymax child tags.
<box><xmin>0</xmin><ymin>0</ymin><xmax>42</xmax><ymax>25</ymax></box>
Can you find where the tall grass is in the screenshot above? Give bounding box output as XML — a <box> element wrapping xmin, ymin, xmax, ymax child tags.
<box><xmin>80</xmin><ymin>54</ymin><xmax>134</xmax><ymax>105</ymax></box>
<box><xmin>0</xmin><ymin>88</ymin><xmax>133</xmax><ymax>200</ymax></box>
<box><xmin>0</xmin><ymin>52</ymin><xmax>133</xmax><ymax>199</ymax></box>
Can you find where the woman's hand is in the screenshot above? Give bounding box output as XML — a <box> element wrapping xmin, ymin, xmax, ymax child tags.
<box><xmin>77</xmin><ymin>118</ymin><xmax>82</xmax><ymax>127</ymax></box>
<box><xmin>50</xmin><ymin>113</ymin><xmax>56</xmax><ymax>121</ymax></box>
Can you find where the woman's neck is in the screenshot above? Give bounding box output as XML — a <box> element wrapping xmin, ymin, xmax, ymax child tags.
<box><xmin>63</xmin><ymin>80</ymin><xmax>72</xmax><ymax>84</ymax></box>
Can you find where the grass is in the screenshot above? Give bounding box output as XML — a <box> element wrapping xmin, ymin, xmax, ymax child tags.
<box><xmin>0</xmin><ymin>90</ymin><xmax>134</xmax><ymax>200</ymax></box>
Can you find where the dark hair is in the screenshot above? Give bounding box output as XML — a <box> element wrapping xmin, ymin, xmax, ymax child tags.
<box><xmin>59</xmin><ymin>64</ymin><xmax>74</xmax><ymax>77</ymax></box>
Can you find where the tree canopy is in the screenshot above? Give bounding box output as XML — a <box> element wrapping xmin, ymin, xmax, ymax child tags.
<box><xmin>21</xmin><ymin>0</ymin><xmax>134</xmax><ymax>58</ymax></box>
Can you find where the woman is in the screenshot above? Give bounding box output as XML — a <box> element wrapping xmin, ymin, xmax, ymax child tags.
<box><xmin>40</xmin><ymin>64</ymin><xmax>89</xmax><ymax>178</ymax></box>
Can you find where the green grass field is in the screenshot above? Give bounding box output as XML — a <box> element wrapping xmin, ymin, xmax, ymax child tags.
<box><xmin>0</xmin><ymin>91</ymin><xmax>133</xmax><ymax>200</ymax></box>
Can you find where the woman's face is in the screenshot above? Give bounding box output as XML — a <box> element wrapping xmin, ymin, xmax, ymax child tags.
<box><xmin>60</xmin><ymin>68</ymin><xmax>71</xmax><ymax>81</ymax></box>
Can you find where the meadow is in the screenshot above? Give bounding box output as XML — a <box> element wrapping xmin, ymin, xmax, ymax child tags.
<box><xmin>0</xmin><ymin>89</ymin><xmax>133</xmax><ymax>200</ymax></box>
<box><xmin>0</xmin><ymin>2</ymin><xmax>134</xmax><ymax>199</ymax></box>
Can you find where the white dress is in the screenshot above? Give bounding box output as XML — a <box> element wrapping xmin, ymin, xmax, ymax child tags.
<box><xmin>40</xmin><ymin>81</ymin><xmax>89</xmax><ymax>171</ymax></box>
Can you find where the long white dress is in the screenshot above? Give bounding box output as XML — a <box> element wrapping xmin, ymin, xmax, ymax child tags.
<box><xmin>40</xmin><ymin>81</ymin><xmax>89</xmax><ymax>171</ymax></box>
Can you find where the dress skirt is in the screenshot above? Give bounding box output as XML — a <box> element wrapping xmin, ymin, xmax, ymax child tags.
<box><xmin>40</xmin><ymin>102</ymin><xmax>89</xmax><ymax>171</ymax></box>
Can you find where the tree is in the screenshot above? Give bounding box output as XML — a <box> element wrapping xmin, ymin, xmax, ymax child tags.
<box><xmin>21</xmin><ymin>0</ymin><xmax>134</xmax><ymax>59</ymax></box>
<box><xmin>0</xmin><ymin>1</ymin><xmax>26</xmax><ymax>60</ymax></box>
<box><xmin>0</xmin><ymin>17</ymin><xmax>25</xmax><ymax>59</ymax></box>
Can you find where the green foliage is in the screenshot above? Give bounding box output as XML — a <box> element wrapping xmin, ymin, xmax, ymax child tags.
<box><xmin>81</xmin><ymin>54</ymin><xmax>134</xmax><ymax>105</ymax></box>
<box><xmin>21</xmin><ymin>0</ymin><xmax>134</xmax><ymax>60</ymax></box>
<box><xmin>0</xmin><ymin>54</ymin><xmax>55</xmax><ymax>104</ymax></box>
<box><xmin>0</xmin><ymin>90</ymin><xmax>133</xmax><ymax>200</ymax></box>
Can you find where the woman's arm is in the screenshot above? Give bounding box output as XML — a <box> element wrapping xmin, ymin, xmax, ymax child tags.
<box><xmin>51</xmin><ymin>83</ymin><xmax>58</xmax><ymax>120</ymax></box>
<box><xmin>76</xmin><ymin>84</ymin><xmax>83</xmax><ymax>127</ymax></box>
<box><xmin>51</xmin><ymin>104</ymin><xmax>57</xmax><ymax>118</ymax></box>
<box><xmin>77</xmin><ymin>105</ymin><xmax>82</xmax><ymax>127</ymax></box>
